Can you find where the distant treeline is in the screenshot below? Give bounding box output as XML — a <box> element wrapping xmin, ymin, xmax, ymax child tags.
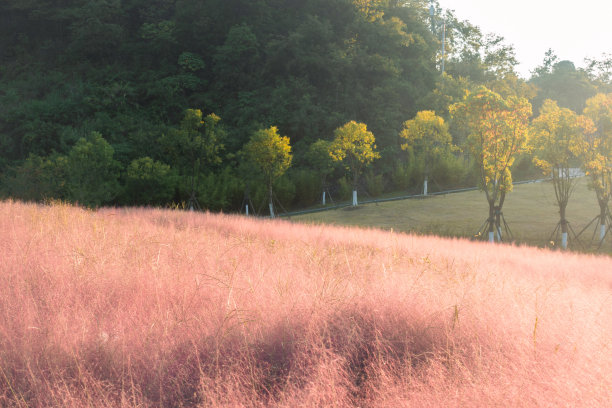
<box><xmin>1</xmin><ymin>0</ymin><xmax>611</xmax><ymax>211</ymax></box>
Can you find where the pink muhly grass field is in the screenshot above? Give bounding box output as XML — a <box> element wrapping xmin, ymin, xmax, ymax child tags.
<box><xmin>0</xmin><ymin>199</ymin><xmax>610</xmax><ymax>407</ymax></box>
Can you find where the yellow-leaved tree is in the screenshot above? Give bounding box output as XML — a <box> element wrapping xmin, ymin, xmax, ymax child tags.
<box><xmin>580</xmin><ymin>93</ymin><xmax>612</xmax><ymax>244</ymax></box>
<box><xmin>399</xmin><ymin>110</ymin><xmax>454</xmax><ymax>196</ymax></box>
<box><xmin>450</xmin><ymin>86</ymin><xmax>531</xmax><ymax>242</ymax></box>
<box><xmin>531</xmin><ymin>99</ymin><xmax>595</xmax><ymax>249</ymax></box>
<box><xmin>329</xmin><ymin>121</ymin><xmax>380</xmax><ymax>206</ymax></box>
<box><xmin>243</xmin><ymin>126</ymin><xmax>292</xmax><ymax>218</ymax></box>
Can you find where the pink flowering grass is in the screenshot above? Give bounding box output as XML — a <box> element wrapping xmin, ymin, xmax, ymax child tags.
<box><xmin>0</xmin><ymin>199</ymin><xmax>610</xmax><ymax>407</ymax></box>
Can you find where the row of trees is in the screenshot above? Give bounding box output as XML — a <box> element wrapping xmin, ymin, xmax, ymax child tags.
<box><xmin>416</xmin><ymin>89</ymin><xmax>612</xmax><ymax>248</ymax></box>
<box><xmin>212</xmin><ymin>86</ymin><xmax>612</xmax><ymax>251</ymax></box>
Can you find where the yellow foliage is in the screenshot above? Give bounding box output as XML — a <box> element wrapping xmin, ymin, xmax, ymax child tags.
<box><xmin>450</xmin><ymin>86</ymin><xmax>531</xmax><ymax>202</ymax></box>
<box><xmin>330</xmin><ymin>121</ymin><xmax>380</xmax><ymax>186</ymax></box>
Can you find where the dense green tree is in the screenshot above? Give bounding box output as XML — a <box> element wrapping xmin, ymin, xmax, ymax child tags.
<box><xmin>124</xmin><ymin>157</ymin><xmax>177</xmax><ymax>206</ymax></box>
<box><xmin>66</xmin><ymin>132</ymin><xmax>122</xmax><ymax>207</ymax></box>
<box><xmin>529</xmin><ymin>57</ymin><xmax>597</xmax><ymax>114</ymax></box>
<box><xmin>159</xmin><ymin>109</ymin><xmax>224</xmax><ymax>209</ymax></box>
<box><xmin>305</xmin><ymin>139</ymin><xmax>337</xmax><ymax>205</ymax></box>
<box><xmin>3</xmin><ymin>0</ymin><xmax>604</xmax><ymax>212</ymax></box>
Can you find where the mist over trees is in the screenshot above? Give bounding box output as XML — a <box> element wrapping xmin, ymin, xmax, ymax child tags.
<box><xmin>1</xmin><ymin>0</ymin><xmax>611</xmax><ymax>212</ymax></box>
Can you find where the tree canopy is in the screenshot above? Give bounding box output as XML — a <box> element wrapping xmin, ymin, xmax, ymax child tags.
<box><xmin>1</xmin><ymin>0</ymin><xmax>611</xmax><ymax>213</ymax></box>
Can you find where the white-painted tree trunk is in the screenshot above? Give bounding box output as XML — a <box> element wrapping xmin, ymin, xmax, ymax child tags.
<box><xmin>496</xmin><ymin>226</ymin><xmax>502</xmax><ymax>242</ymax></box>
<box><xmin>561</xmin><ymin>232</ymin><xmax>568</xmax><ymax>249</ymax></box>
<box><xmin>352</xmin><ymin>190</ymin><xmax>358</xmax><ymax>206</ymax></box>
<box><xmin>245</xmin><ymin>204</ymin><xmax>249</xmax><ymax>216</ymax></box>
<box><xmin>322</xmin><ymin>191</ymin><xmax>326</xmax><ymax>206</ymax></box>
<box><xmin>269</xmin><ymin>202</ymin><xmax>275</xmax><ymax>218</ymax></box>
<box><xmin>488</xmin><ymin>231</ymin><xmax>495</xmax><ymax>243</ymax></box>
<box><xmin>423</xmin><ymin>178</ymin><xmax>428</xmax><ymax>196</ymax></box>
<box><xmin>600</xmin><ymin>223</ymin><xmax>606</xmax><ymax>242</ymax></box>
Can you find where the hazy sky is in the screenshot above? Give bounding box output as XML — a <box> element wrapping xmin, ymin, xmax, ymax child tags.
<box><xmin>437</xmin><ymin>0</ymin><xmax>612</xmax><ymax>78</ymax></box>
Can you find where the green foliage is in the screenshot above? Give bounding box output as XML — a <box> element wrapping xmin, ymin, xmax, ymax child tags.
<box><xmin>1</xmin><ymin>154</ymin><xmax>68</xmax><ymax>202</ymax></box>
<box><xmin>159</xmin><ymin>108</ymin><xmax>224</xmax><ymax>200</ymax></box>
<box><xmin>364</xmin><ymin>171</ymin><xmax>385</xmax><ymax>197</ymax></box>
<box><xmin>529</xmin><ymin>58</ymin><xmax>597</xmax><ymax>114</ymax></box>
<box><xmin>289</xmin><ymin>169</ymin><xmax>321</xmax><ymax>207</ymax></box>
<box><xmin>430</xmin><ymin>153</ymin><xmax>472</xmax><ymax>189</ymax></box>
<box><xmin>251</xmin><ymin>175</ymin><xmax>297</xmax><ymax>213</ymax></box>
<box><xmin>197</xmin><ymin>167</ymin><xmax>245</xmax><ymax>211</ymax></box>
<box><xmin>243</xmin><ymin>126</ymin><xmax>293</xmax><ymax>191</ymax></box>
<box><xmin>390</xmin><ymin>161</ymin><xmax>419</xmax><ymax>192</ymax></box>
<box><xmin>65</xmin><ymin>132</ymin><xmax>122</xmax><ymax>207</ymax></box>
<box><xmin>124</xmin><ymin>157</ymin><xmax>177</xmax><ymax>206</ymax></box>
<box><xmin>2</xmin><ymin>0</ymin><xmax>605</xmax><ymax>212</ymax></box>
<box><xmin>305</xmin><ymin>139</ymin><xmax>336</xmax><ymax>184</ymax></box>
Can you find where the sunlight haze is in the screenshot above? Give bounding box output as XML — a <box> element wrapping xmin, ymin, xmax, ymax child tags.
<box><xmin>438</xmin><ymin>0</ymin><xmax>612</xmax><ymax>78</ymax></box>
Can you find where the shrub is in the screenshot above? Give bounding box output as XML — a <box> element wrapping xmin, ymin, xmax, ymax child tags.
<box><xmin>289</xmin><ymin>169</ymin><xmax>321</xmax><ymax>207</ymax></box>
<box><xmin>124</xmin><ymin>157</ymin><xmax>177</xmax><ymax>206</ymax></box>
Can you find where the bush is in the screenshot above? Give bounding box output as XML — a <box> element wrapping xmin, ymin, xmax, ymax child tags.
<box><xmin>289</xmin><ymin>169</ymin><xmax>321</xmax><ymax>207</ymax></box>
<box><xmin>124</xmin><ymin>157</ymin><xmax>177</xmax><ymax>206</ymax></box>
<box><xmin>364</xmin><ymin>171</ymin><xmax>384</xmax><ymax>197</ymax></box>
<box><xmin>430</xmin><ymin>154</ymin><xmax>469</xmax><ymax>190</ymax></box>
<box><xmin>250</xmin><ymin>175</ymin><xmax>295</xmax><ymax>214</ymax></box>
<box><xmin>1</xmin><ymin>154</ymin><xmax>69</xmax><ymax>202</ymax></box>
<box><xmin>336</xmin><ymin>176</ymin><xmax>352</xmax><ymax>201</ymax></box>
<box><xmin>389</xmin><ymin>161</ymin><xmax>422</xmax><ymax>192</ymax></box>
<box><xmin>66</xmin><ymin>132</ymin><xmax>122</xmax><ymax>207</ymax></box>
<box><xmin>198</xmin><ymin>167</ymin><xmax>245</xmax><ymax>212</ymax></box>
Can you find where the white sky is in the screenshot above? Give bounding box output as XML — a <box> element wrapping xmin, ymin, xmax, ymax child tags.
<box><xmin>437</xmin><ymin>0</ymin><xmax>612</xmax><ymax>78</ymax></box>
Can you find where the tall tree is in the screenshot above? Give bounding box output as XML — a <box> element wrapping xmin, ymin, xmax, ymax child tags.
<box><xmin>243</xmin><ymin>126</ymin><xmax>292</xmax><ymax>218</ymax></box>
<box><xmin>531</xmin><ymin>99</ymin><xmax>595</xmax><ymax>249</ymax></box>
<box><xmin>580</xmin><ymin>93</ymin><xmax>612</xmax><ymax>244</ymax></box>
<box><xmin>529</xmin><ymin>58</ymin><xmax>597</xmax><ymax>115</ymax></box>
<box><xmin>305</xmin><ymin>139</ymin><xmax>337</xmax><ymax>205</ymax></box>
<box><xmin>66</xmin><ymin>131</ymin><xmax>122</xmax><ymax>208</ymax></box>
<box><xmin>399</xmin><ymin>110</ymin><xmax>454</xmax><ymax>195</ymax></box>
<box><xmin>450</xmin><ymin>86</ymin><xmax>531</xmax><ymax>242</ymax></box>
<box><xmin>329</xmin><ymin>121</ymin><xmax>380</xmax><ymax>206</ymax></box>
<box><xmin>159</xmin><ymin>109</ymin><xmax>224</xmax><ymax>210</ymax></box>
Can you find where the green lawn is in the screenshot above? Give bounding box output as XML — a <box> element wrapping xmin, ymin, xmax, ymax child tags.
<box><xmin>292</xmin><ymin>177</ymin><xmax>609</xmax><ymax>251</ymax></box>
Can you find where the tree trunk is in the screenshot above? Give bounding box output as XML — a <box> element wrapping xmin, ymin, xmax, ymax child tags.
<box><xmin>424</xmin><ymin>162</ymin><xmax>429</xmax><ymax>196</ymax></box>
<box><xmin>352</xmin><ymin>170</ymin><xmax>359</xmax><ymax>207</ymax></box>
<box><xmin>599</xmin><ymin>203</ymin><xmax>607</xmax><ymax>243</ymax></box>
<box><xmin>322</xmin><ymin>191</ymin><xmax>326</xmax><ymax>206</ymax></box>
<box><xmin>560</xmin><ymin>204</ymin><xmax>568</xmax><ymax>249</ymax></box>
<box><xmin>488</xmin><ymin>201</ymin><xmax>495</xmax><ymax>243</ymax></box>
<box><xmin>495</xmin><ymin>206</ymin><xmax>502</xmax><ymax>242</ymax></box>
<box><xmin>269</xmin><ymin>182</ymin><xmax>275</xmax><ymax>218</ymax></box>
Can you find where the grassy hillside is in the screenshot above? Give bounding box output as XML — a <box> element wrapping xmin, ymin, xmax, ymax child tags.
<box><xmin>294</xmin><ymin>177</ymin><xmax>609</xmax><ymax>250</ymax></box>
<box><xmin>1</xmin><ymin>200</ymin><xmax>611</xmax><ymax>407</ymax></box>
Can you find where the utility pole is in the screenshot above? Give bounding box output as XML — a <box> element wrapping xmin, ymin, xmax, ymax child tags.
<box><xmin>429</xmin><ymin>1</ymin><xmax>446</xmax><ymax>73</ymax></box>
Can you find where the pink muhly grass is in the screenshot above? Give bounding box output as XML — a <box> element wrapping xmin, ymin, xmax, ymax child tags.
<box><xmin>0</xmin><ymin>199</ymin><xmax>610</xmax><ymax>407</ymax></box>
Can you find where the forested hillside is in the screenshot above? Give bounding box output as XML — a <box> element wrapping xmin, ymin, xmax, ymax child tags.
<box><xmin>1</xmin><ymin>0</ymin><xmax>611</xmax><ymax>211</ymax></box>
